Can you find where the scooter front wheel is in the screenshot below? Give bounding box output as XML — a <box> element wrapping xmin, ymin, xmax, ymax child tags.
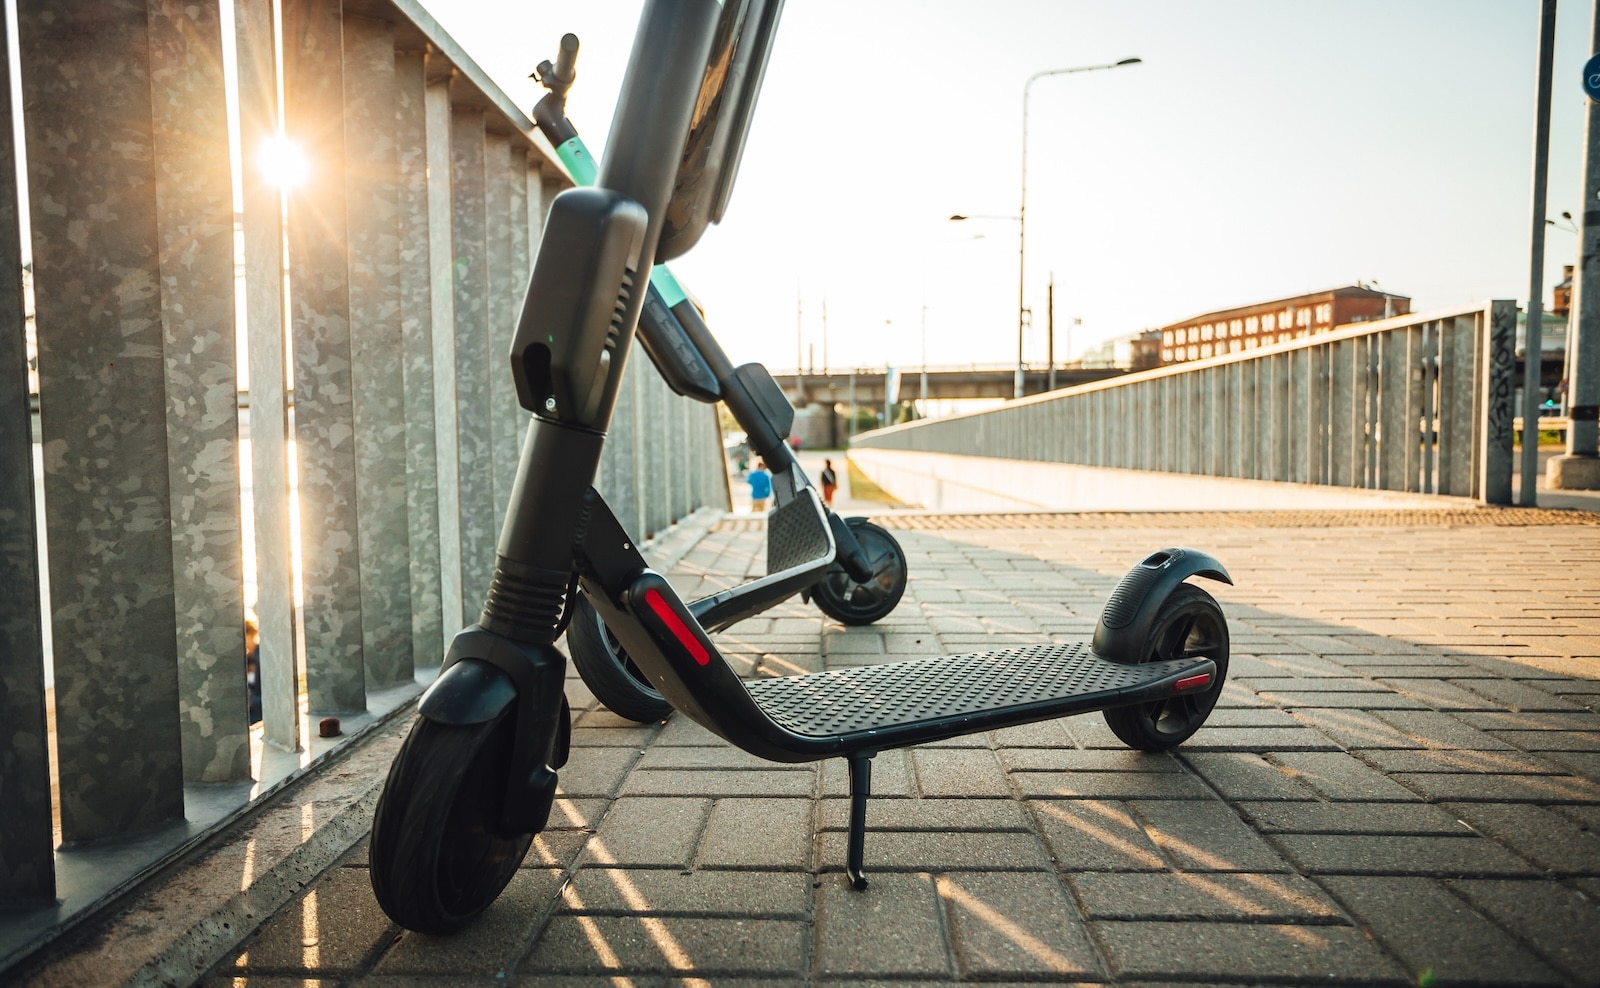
<box><xmin>369</xmin><ymin>710</ymin><xmax>533</xmax><ymax>934</ymax></box>
<box><xmin>1103</xmin><ymin>583</ymin><xmax>1229</xmax><ymax>751</ymax></box>
<box><xmin>812</xmin><ymin>518</ymin><xmax>908</xmax><ymax>626</ymax></box>
<box><xmin>567</xmin><ymin>593</ymin><xmax>673</xmax><ymax>723</ymax></box>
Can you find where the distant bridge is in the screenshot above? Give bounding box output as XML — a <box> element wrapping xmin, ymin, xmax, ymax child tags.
<box><xmin>769</xmin><ymin>365</ymin><xmax>1128</xmax><ymax>405</ymax></box>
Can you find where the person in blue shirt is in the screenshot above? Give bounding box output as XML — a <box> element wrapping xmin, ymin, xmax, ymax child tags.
<box><xmin>748</xmin><ymin>458</ymin><xmax>772</xmax><ymax>513</ymax></box>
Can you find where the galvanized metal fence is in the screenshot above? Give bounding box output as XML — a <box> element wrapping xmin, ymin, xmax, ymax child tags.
<box><xmin>0</xmin><ymin>0</ymin><xmax>727</xmax><ymax>927</ymax></box>
<box><xmin>854</xmin><ymin>302</ymin><xmax>1518</xmax><ymax>503</ymax></box>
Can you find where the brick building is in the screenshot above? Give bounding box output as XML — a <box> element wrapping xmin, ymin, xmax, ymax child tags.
<box><xmin>1158</xmin><ymin>285</ymin><xmax>1410</xmax><ymax>364</ymax></box>
<box><xmin>1553</xmin><ymin>265</ymin><xmax>1573</xmax><ymax>317</ymax></box>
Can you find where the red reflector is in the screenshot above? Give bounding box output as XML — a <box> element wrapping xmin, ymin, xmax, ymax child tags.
<box><xmin>644</xmin><ymin>588</ymin><xmax>710</xmax><ymax>666</ymax></box>
<box><xmin>1175</xmin><ymin>673</ymin><xmax>1212</xmax><ymax>691</ymax></box>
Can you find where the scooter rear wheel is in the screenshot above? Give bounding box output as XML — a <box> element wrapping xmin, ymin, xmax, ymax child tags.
<box><xmin>812</xmin><ymin>518</ymin><xmax>908</xmax><ymax>626</ymax></box>
<box><xmin>567</xmin><ymin>593</ymin><xmax>673</xmax><ymax>723</ymax></box>
<box><xmin>1103</xmin><ymin>583</ymin><xmax>1229</xmax><ymax>751</ymax></box>
<box><xmin>369</xmin><ymin>711</ymin><xmax>533</xmax><ymax>934</ymax></box>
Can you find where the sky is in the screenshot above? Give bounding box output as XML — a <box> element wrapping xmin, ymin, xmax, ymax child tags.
<box><xmin>431</xmin><ymin>0</ymin><xmax>1597</xmax><ymax>375</ymax></box>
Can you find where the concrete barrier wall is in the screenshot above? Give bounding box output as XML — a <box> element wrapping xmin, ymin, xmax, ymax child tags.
<box><xmin>0</xmin><ymin>0</ymin><xmax>727</xmax><ymax>914</ymax></box>
<box><xmin>848</xmin><ymin>449</ymin><xmax>1476</xmax><ymax>513</ymax></box>
<box><xmin>853</xmin><ymin>302</ymin><xmax>1517</xmax><ymax>507</ymax></box>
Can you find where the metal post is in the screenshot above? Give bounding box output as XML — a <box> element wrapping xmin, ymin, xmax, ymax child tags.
<box><xmin>848</xmin><ymin>371</ymin><xmax>857</xmax><ymax>444</ymax></box>
<box><xmin>920</xmin><ymin>304</ymin><xmax>928</xmax><ymax>409</ymax></box>
<box><xmin>21</xmin><ymin>0</ymin><xmax>187</xmax><ymax>839</ymax></box>
<box><xmin>1551</xmin><ymin>0</ymin><xmax>1600</xmax><ymax>488</ymax></box>
<box><xmin>346</xmin><ymin>14</ymin><xmax>414</xmax><ymax>689</ymax></box>
<box><xmin>1015</xmin><ymin>59</ymin><xmax>1140</xmax><ymax>401</ymax></box>
<box><xmin>795</xmin><ymin>295</ymin><xmax>804</xmax><ymax>407</ymax></box>
<box><xmin>1017</xmin><ymin>77</ymin><xmax>1030</xmax><ymax>401</ymax></box>
<box><xmin>1047</xmin><ymin>275</ymin><xmax>1056</xmax><ymax>391</ymax></box>
<box><xmin>286</xmin><ymin>0</ymin><xmax>368</xmax><ymax>712</ymax></box>
<box><xmin>1521</xmin><ymin>0</ymin><xmax>1557</xmax><ymax>504</ymax></box>
<box><xmin>0</xmin><ymin>0</ymin><xmax>53</xmax><ymax>899</ymax></box>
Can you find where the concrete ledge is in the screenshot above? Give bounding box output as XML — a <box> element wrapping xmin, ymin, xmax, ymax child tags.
<box><xmin>1547</xmin><ymin>453</ymin><xmax>1600</xmax><ymax>490</ymax></box>
<box><xmin>13</xmin><ymin>718</ymin><xmax>403</xmax><ymax>988</ymax></box>
<box><xmin>848</xmin><ymin>448</ymin><xmax>1478</xmax><ymax>513</ymax></box>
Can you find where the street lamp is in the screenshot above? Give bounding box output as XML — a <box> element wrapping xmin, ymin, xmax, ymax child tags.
<box><xmin>920</xmin><ymin>304</ymin><xmax>929</xmax><ymax>409</ymax></box>
<box><xmin>953</xmin><ymin>56</ymin><xmax>1141</xmax><ymax>399</ymax></box>
<box><xmin>1367</xmin><ymin>278</ymin><xmax>1397</xmax><ymax>320</ymax></box>
<box><xmin>1548</xmin><ymin>210</ymin><xmax>1578</xmax><ymax>234</ymax></box>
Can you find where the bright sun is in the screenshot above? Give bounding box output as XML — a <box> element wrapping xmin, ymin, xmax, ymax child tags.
<box><xmin>257</xmin><ymin>135</ymin><xmax>309</xmax><ymax>190</ymax></box>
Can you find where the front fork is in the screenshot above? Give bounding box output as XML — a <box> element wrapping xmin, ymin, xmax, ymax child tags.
<box><xmin>426</xmin><ymin>180</ymin><xmax>654</xmax><ymax>833</ymax></box>
<box><xmin>412</xmin><ymin>0</ymin><xmax>726</xmax><ymax>838</ymax></box>
<box><xmin>425</xmin><ymin>412</ymin><xmax>608</xmax><ymax>837</ymax></box>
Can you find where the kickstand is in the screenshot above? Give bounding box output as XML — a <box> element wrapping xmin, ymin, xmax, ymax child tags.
<box><xmin>846</xmin><ymin>753</ymin><xmax>874</xmax><ymax>891</ymax></box>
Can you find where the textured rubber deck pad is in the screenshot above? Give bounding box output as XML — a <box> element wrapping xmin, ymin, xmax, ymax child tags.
<box><xmin>765</xmin><ymin>493</ymin><xmax>831</xmax><ymax>575</ymax></box>
<box><xmin>715</xmin><ymin>508</ymin><xmax>1598</xmax><ymax>533</ymax></box>
<box><xmin>745</xmin><ymin>643</ymin><xmax>1201</xmax><ymax>737</ymax></box>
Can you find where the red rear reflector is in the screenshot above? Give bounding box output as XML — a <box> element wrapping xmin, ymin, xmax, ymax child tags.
<box><xmin>1175</xmin><ymin>673</ymin><xmax>1212</xmax><ymax>691</ymax></box>
<box><xmin>644</xmin><ymin>588</ymin><xmax>710</xmax><ymax>666</ymax></box>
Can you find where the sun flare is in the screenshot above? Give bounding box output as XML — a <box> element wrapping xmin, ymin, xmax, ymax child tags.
<box><xmin>257</xmin><ymin>135</ymin><xmax>309</xmax><ymax>190</ymax></box>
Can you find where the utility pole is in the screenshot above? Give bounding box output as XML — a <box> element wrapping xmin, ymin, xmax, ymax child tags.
<box><xmin>1552</xmin><ymin>0</ymin><xmax>1600</xmax><ymax>489</ymax></box>
<box><xmin>821</xmin><ymin>299</ymin><xmax>829</xmax><ymax>375</ymax></box>
<box><xmin>1047</xmin><ymin>274</ymin><xmax>1056</xmax><ymax>392</ymax></box>
<box><xmin>1520</xmin><ymin>0</ymin><xmax>1557</xmax><ymax>505</ymax></box>
<box><xmin>920</xmin><ymin>304</ymin><xmax>929</xmax><ymax>409</ymax></box>
<box><xmin>847</xmin><ymin>371</ymin><xmax>857</xmax><ymax>445</ymax></box>
<box><xmin>795</xmin><ymin>295</ymin><xmax>804</xmax><ymax>407</ymax></box>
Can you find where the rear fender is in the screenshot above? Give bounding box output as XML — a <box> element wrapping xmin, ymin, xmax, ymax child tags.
<box><xmin>1092</xmin><ymin>548</ymin><xmax>1232</xmax><ymax>662</ymax></box>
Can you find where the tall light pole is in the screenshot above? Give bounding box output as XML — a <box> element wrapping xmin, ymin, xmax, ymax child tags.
<box><xmin>1550</xmin><ymin>0</ymin><xmax>1600</xmax><ymax>490</ymax></box>
<box><xmin>1520</xmin><ymin>0</ymin><xmax>1556</xmax><ymax>504</ymax></box>
<box><xmin>1017</xmin><ymin>56</ymin><xmax>1145</xmax><ymax>396</ymax></box>
<box><xmin>795</xmin><ymin>294</ymin><xmax>804</xmax><ymax>406</ymax></box>
<box><xmin>920</xmin><ymin>304</ymin><xmax>929</xmax><ymax>411</ymax></box>
<box><xmin>954</xmin><ymin>56</ymin><xmax>1141</xmax><ymax>399</ymax></box>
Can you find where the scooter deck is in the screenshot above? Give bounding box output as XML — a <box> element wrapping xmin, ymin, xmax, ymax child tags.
<box><xmin>577</xmin><ymin>496</ymin><xmax>1223</xmax><ymax>891</ymax></box>
<box><xmin>746</xmin><ymin>642</ymin><xmax>1212</xmax><ymax>751</ymax></box>
<box><xmin>743</xmin><ymin>640</ymin><xmax>1214</xmax><ymax>890</ymax></box>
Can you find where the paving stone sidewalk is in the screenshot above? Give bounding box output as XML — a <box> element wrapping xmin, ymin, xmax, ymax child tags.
<box><xmin>24</xmin><ymin>511</ymin><xmax>1600</xmax><ymax>987</ymax></box>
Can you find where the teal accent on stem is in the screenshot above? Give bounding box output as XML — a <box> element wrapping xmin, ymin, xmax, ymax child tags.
<box><xmin>557</xmin><ymin>137</ymin><xmax>598</xmax><ymax>185</ymax></box>
<box><xmin>650</xmin><ymin>267</ymin><xmax>688</xmax><ymax>307</ymax></box>
<box><xmin>560</xmin><ymin>135</ymin><xmax>688</xmax><ymax>307</ymax></box>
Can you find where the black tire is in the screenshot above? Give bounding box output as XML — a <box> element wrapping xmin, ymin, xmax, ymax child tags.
<box><xmin>812</xmin><ymin>518</ymin><xmax>909</xmax><ymax>626</ymax></box>
<box><xmin>566</xmin><ymin>593</ymin><xmax>672</xmax><ymax>723</ymax></box>
<box><xmin>369</xmin><ymin>711</ymin><xmax>533</xmax><ymax>934</ymax></box>
<box><xmin>1103</xmin><ymin>583</ymin><xmax>1229</xmax><ymax>751</ymax></box>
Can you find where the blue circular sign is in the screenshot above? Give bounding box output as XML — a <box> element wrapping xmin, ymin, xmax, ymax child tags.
<box><xmin>1585</xmin><ymin>54</ymin><xmax>1600</xmax><ymax>100</ymax></box>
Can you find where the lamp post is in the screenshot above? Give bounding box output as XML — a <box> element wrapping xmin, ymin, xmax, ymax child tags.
<box><xmin>920</xmin><ymin>304</ymin><xmax>929</xmax><ymax>409</ymax></box>
<box><xmin>953</xmin><ymin>56</ymin><xmax>1141</xmax><ymax>399</ymax></box>
<box><xmin>1367</xmin><ymin>279</ymin><xmax>1397</xmax><ymax>320</ymax></box>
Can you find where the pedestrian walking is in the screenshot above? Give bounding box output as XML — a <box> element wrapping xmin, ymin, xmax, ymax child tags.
<box><xmin>748</xmin><ymin>458</ymin><xmax>772</xmax><ymax>513</ymax></box>
<box><xmin>820</xmin><ymin>458</ymin><xmax>837</xmax><ymax>507</ymax></box>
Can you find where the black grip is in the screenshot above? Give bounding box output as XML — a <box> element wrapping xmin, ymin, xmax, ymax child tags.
<box><xmin>554</xmin><ymin>33</ymin><xmax>578</xmax><ymax>82</ymax></box>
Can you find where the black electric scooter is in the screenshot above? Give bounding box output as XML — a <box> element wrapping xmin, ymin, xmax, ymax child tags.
<box><xmin>369</xmin><ymin>0</ymin><xmax>1233</xmax><ymax>936</ymax></box>
<box><xmin>527</xmin><ymin>34</ymin><xmax>909</xmax><ymax>723</ymax></box>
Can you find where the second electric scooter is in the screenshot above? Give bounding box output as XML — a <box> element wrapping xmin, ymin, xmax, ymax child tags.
<box><xmin>370</xmin><ymin>0</ymin><xmax>1233</xmax><ymax>937</ymax></box>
